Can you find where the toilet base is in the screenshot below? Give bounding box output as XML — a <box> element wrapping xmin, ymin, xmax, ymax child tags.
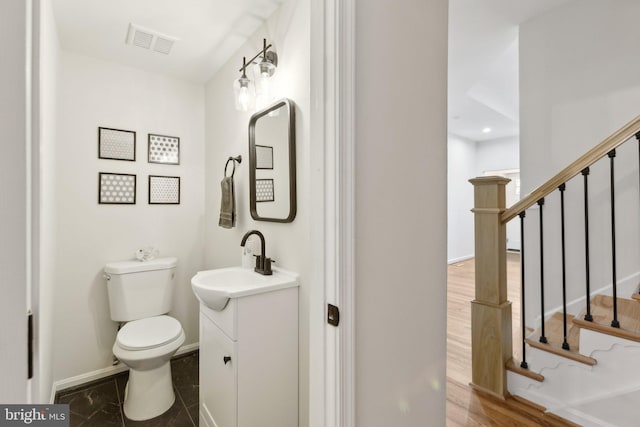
<box><xmin>122</xmin><ymin>362</ymin><xmax>175</xmax><ymax>421</ymax></box>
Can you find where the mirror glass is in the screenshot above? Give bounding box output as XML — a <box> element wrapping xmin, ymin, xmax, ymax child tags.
<box><xmin>248</xmin><ymin>98</ymin><xmax>296</xmax><ymax>222</ymax></box>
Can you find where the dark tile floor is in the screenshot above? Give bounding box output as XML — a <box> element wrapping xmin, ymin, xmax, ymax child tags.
<box><xmin>55</xmin><ymin>351</ymin><xmax>199</xmax><ymax>427</ymax></box>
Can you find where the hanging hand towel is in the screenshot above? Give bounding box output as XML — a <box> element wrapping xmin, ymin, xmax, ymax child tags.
<box><xmin>218</xmin><ymin>176</ymin><xmax>236</xmax><ymax>228</ymax></box>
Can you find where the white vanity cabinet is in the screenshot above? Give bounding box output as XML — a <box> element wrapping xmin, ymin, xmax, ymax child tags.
<box><xmin>199</xmin><ymin>286</ymin><xmax>298</xmax><ymax>427</ymax></box>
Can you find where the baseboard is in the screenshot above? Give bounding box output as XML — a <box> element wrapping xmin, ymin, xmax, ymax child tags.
<box><xmin>49</xmin><ymin>384</ymin><xmax>57</xmax><ymax>406</ymax></box>
<box><xmin>50</xmin><ymin>364</ymin><xmax>129</xmax><ymax>403</ymax></box>
<box><xmin>175</xmin><ymin>342</ymin><xmax>199</xmax><ymax>357</ymax></box>
<box><xmin>50</xmin><ymin>342</ymin><xmax>199</xmax><ymax>403</ymax></box>
<box><xmin>448</xmin><ymin>254</ymin><xmax>474</xmax><ymax>264</ymax></box>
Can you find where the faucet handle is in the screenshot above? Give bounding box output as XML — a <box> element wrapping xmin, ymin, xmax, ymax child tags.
<box><xmin>263</xmin><ymin>257</ymin><xmax>273</xmax><ymax>275</ymax></box>
<box><xmin>252</xmin><ymin>255</ymin><xmax>274</xmax><ymax>275</ymax></box>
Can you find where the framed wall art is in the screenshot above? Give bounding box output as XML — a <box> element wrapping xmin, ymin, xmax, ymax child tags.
<box><xmin>255</xmin><ymin>145</ymin><xmax>274</xmax><ymax>170</ymax></box>
<box><xmin>98</xmin><ymin>172</ymin><xmax>136</xmax><ymax>204</ymax></box>
<box><xmin>149</xmin><ymin>175</ymin><xmax>180</xmax><ymax>204</ymax></box>
<box><xmin>148</xmin><ymin>134</ymin><xmax>180</xmax><ymax>165</ymax></box>
<box><xmin>256</xmin><ymin>178</ymin><xmax>275</xmax><ymax>202</ymax></box>
<box><xmin>98</xmin><ymin>127</ymin><xmax>136</xmax><ymax>161</ymax></box>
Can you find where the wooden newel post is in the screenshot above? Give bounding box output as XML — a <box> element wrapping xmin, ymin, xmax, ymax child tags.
<box><xmin>469</xmin><ymin>176</ymin><xmax>512</xmax><ymax>398</ymax></box>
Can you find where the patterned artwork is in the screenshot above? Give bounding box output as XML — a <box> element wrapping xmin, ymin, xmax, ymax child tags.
<box><xmin>149</xmin><ymin>175</ymin><xmax>180</xmax><ymax>204</ymax></box>
<box><xmin>99</xmin><ymin>127</ymin><xmax>136</xmax><ymax>161</ymax></box>
<box><xmin>256</xmin><ymin>179</ymin><xmax>274</xmax><ymax>202</ymax></box>
<box><xmin>256</xmin><ymin>145</ymin><xmax>273</xmax><ymax>169</ymax></box>
<box><xmin>99</xmin><ymin>173</ymin><xmax>136</xmax><ymax>204</ymax></box>
<box><xmin>148</xmin><ymin>134</ymin><xmax>180</xmax><ymax>164</ymax></box>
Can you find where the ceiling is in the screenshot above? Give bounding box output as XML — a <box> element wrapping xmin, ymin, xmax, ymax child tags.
<box><xmin>51</xmin><ymin>0</ymin><xmax>286</xmax><ymax>83</ymax></box>
<box><xmin>448</xmin><ymin>0</ymin><xmax>573</xmax><ymax>142</ymax></box>
<box><xmin>51</xmin><ymin>0</ymin><xmax>572</xmax><ymax>134</ymax></box>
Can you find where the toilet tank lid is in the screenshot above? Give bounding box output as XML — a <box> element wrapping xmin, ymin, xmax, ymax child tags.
<box><xmin>104</xmin><ymin>257</ymin><xmax>177</xmax><ymax>274</ymax></box>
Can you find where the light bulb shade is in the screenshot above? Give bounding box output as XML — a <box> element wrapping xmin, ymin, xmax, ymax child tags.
<box><xmin>233</xmin><ymin>76</ymin><xmax>254</xmax><ymax>111</ymax></box>
<box><xmin>258</xmin><ymin>60</ymin><xmax>276</xmax><ymax>77</ymax></box>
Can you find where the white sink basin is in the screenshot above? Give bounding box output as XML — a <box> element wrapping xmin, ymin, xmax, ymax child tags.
<box><xmin>191</xmin><ymin>267</ymin><xmax>298</xmax><ymax>311</ymax></box>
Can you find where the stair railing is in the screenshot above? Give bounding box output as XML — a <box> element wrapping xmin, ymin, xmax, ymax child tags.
<box><xmin>470</xmin><ymin>113</ymin><xmax>640</xmax><ymax>398</ymax></box>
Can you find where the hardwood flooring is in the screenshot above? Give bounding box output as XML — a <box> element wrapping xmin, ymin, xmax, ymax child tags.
<box><xmin>446</xmin><ymin>253</ymin><xmax>577</xmax><ymax>426</ymax></box>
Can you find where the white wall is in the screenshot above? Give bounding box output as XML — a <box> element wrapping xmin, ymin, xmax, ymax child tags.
<box><xmin>477</xmin><ymin>136</ymin><xmax>520</xmax><ymax>250</ymax></box>
<box><xmin>203</xmin><ymin>0</ymin><xmax>311</xmax><ymax>424</ymax></box>
<box><xmin>35</xmin><ymin>0</ymin><xmax>60</xmax><ymax>402</ymax></box>
<box><xmin>448</xmin><ymin>135</ymin><xmax>477</xmax><ymax>263</ymax></box>
<box><xmin>355</xmin><ymin>0</ymin><xmax>448</xmax><ymax>425</ymax></box>
<box><xmin>476</xmin><ymin>136</ymin><xmax>519</xmax><ymax>175</ymax></box>
<box><xmin>52</xmin><ymin>51</ymin><xmax>205</xmax><ymax>382</ymax></box>
<box><xmin>0</xmin><ymin>0</ymin><xmax>29</xmax><ymax>403</ymax></box>
<box><xmin>447</xmin><ymin>135</ymin><xmax>520</xmax><ymax>262</ymax></box>
<box><xmin>520</xmin><ymin>0</ymin><xmax>640</xmax><ymax>324</ymax></box>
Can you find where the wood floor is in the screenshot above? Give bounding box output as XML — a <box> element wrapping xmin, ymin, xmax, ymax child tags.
<box><xmin>446</xmin><ymin>253</ymin><xmax>577</xmax><ymax>426</ymax></box>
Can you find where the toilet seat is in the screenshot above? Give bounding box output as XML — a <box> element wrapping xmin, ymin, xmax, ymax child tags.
<box><xmin>117</xmin><ymin>315</ymin><xmax>182</xmax><ymax>351</ymax></box>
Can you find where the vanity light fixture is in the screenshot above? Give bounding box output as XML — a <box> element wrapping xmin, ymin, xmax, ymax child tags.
<box><xmin>233</xmin><ymin>39</ymin><xmax>278</xmax><ymax>112</ymax></box>
<box><xmin>234</xmin><ymin>57</ymin><xmax>254</xmax><ymax>111</ymax></box>
<box><xmin>257</xmin><ymin>39</ymin><xmax>277</xmax><ymax>78</ymax></box>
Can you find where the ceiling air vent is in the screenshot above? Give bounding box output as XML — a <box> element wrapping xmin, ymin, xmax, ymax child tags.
<box><xmin>153</xmin><ymin>37</ymin><xmax>174</xmax><ymax>55</ymax></box>
<box><xmin>126</xmin><ymin>23</ymin><xmax>177</xmax><ymax>55</ymax></box>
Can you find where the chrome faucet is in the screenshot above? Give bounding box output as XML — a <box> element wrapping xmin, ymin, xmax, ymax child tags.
<box><xmin>240</xmin><ymin>230</ymin><xmax>273</xmax><ymax>275</ymax></box>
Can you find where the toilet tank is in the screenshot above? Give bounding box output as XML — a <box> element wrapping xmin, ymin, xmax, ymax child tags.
<box><xmin>104</xmin><ymin>257</ymin><xmax>178</xmax><ymax>322</ymax></box>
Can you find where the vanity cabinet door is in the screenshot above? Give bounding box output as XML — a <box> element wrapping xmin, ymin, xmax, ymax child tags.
<box><xmin>200</xmin><ymin>313</ymin><xmax>237</xmax><ymax>427</ymax></box>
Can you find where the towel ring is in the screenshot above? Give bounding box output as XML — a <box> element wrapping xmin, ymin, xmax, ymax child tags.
<box><xmin>224</xmin><ymin>155</ymin><xmax>242</xmax><ymax>178</ymax></box>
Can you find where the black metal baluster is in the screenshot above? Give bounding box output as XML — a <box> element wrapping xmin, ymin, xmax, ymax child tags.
<box><xmin>538</xmin><ymin>198</ymin><xmax>548</xmax><ymax>343</ymax></box>
<box><xmin>519</xmin><ymin>211</ymin><xmax>528</xmax><ymax>369</ymax></box>
<box><xmin>582</xmin><ymin>168</ymin><xmax>593</xmax><ymax>322</ymax></box>
<box><xmin>609</xmin><ymin>149</ymin><xmax>620</xmax><ymax>328</ymax></box>
<box><xmin>559</xmin><ymin>184</ymin><xmax>570</xmax><ymax>350</ymax></box>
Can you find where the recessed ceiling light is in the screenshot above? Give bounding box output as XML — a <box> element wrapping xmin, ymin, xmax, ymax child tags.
<box><xmin>482</xmin><ymin>127</ymin><xmax>492</xmax><ymax>133</ymax></box>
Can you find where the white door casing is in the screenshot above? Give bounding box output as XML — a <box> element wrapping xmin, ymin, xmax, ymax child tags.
<box><xmin>0</xmin><ymin>0</ymin><xmax>33</xmax><ymax>404</ymax></box>
<box><xmin>310</xmin><ymin>0</ymin><xmax>355</xmax><ymax>425</ymax></box>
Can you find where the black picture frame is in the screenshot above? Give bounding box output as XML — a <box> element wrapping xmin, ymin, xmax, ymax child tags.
<box><xmin>256</xmin><ymin>178</ymin><xmax>275</xmax><ymax>202</ymax></box>
<box><xmin>98</xmin><ymin>172</ymin><xmax>136</xmax><ymax>204</ymax></box>
<box><xmin>98</xmin><ymin>127</ymin><xmax>136</xmax><ymax>161</ymax></box>
<box><xmin>148</xmin><ymin>134</ymin><xmax>180</xmax><ymax>165</ymax></box>
<box><xmin>255</xmin><ymin>145</ymin><xmax>274</xmax><ymax>170</ymax></box>
<box><xmin>148</xmin><ymin>175</ymin><xmax>181</xmax><ymax>204</ymax></box>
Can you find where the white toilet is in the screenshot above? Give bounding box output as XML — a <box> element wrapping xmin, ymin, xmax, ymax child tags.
<box><xmin>104</xmin><ymin>256</ymin><xmax>185</xmax><ymax>421</ymax></box>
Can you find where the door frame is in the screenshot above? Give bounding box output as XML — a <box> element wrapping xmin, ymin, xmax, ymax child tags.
<box><xmin>0</xmin><ymin>0</ymin><xmax>33</xmax><ymax>404</ymax></box>
<box><xmin>310</xmin><ymin>0</ymin><xmax>355</xmax><ymax>425</ymax></box>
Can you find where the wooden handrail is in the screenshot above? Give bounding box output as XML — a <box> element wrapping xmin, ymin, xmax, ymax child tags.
<box><xmin>501</xmin><ymin>114</ymin><xmax>640</xmax><ymax>224</ymax></box>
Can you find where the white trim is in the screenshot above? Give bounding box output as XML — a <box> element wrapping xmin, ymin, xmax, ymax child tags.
<box><xmin>310</xmin><ymin>0</ymin><xmax>355</xmax><ymax>425</ymax></box>
<box><xmin>309</xmin><ymin>0</ymin><xmax>329</xmax><ymax>424</ymax></box>
<box><xmin>25</xmin><ymin>0</ymin><xmax>35</xmax><ymax>403</ymax></box>
<box><xmin>51</xmin><ymin>364</ymin><xmax>129</xmax><ymax>401</ymax></box>
<box><xmin>49</xmin><ymin>343</ymin><xmax>199</xmax><ymax>403</ymax></box>
<box><xmin>174</xmin><ymin>341</ymin><xmax>199</xmax><ymax>357</ymax></box>
<box><xmin>337</xmin><ymin>0</ymin><xmax>355</xmax><ymax>426</ymax></box>
<box><xmin>483</xmin><ymin>168</ymin><xmax>520</xmax><ymax>176</ymax></box>
<box><xmin>448</xmin><ymin>254</ymin><xmax>474</xmax><ymax>265</ymax></box>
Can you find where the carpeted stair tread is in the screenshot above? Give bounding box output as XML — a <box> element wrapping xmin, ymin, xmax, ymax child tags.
<box><xmin>527</xmin><ymin>312</ymin><xmax>580</xmax><ymax>351</ymax></box>
<box><xmin>524</xmin><ymin>313</ymin><xmax>596</xmax><ymax>365</ymax></box>
<box><xmin>577</xmin><ymin>294</ymin><xmax>640</xmax><ymax>333</ymax></box>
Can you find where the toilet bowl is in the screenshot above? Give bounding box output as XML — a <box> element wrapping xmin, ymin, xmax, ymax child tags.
<box><xmin>105</xmin><ymin>256</ymin><xmax>183</xmax><ymax>420</ymax></box>
<box><xmin>113</xmin><ymin>315</ymin><xmax>186</xmax><ymax>421</ymax></box>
